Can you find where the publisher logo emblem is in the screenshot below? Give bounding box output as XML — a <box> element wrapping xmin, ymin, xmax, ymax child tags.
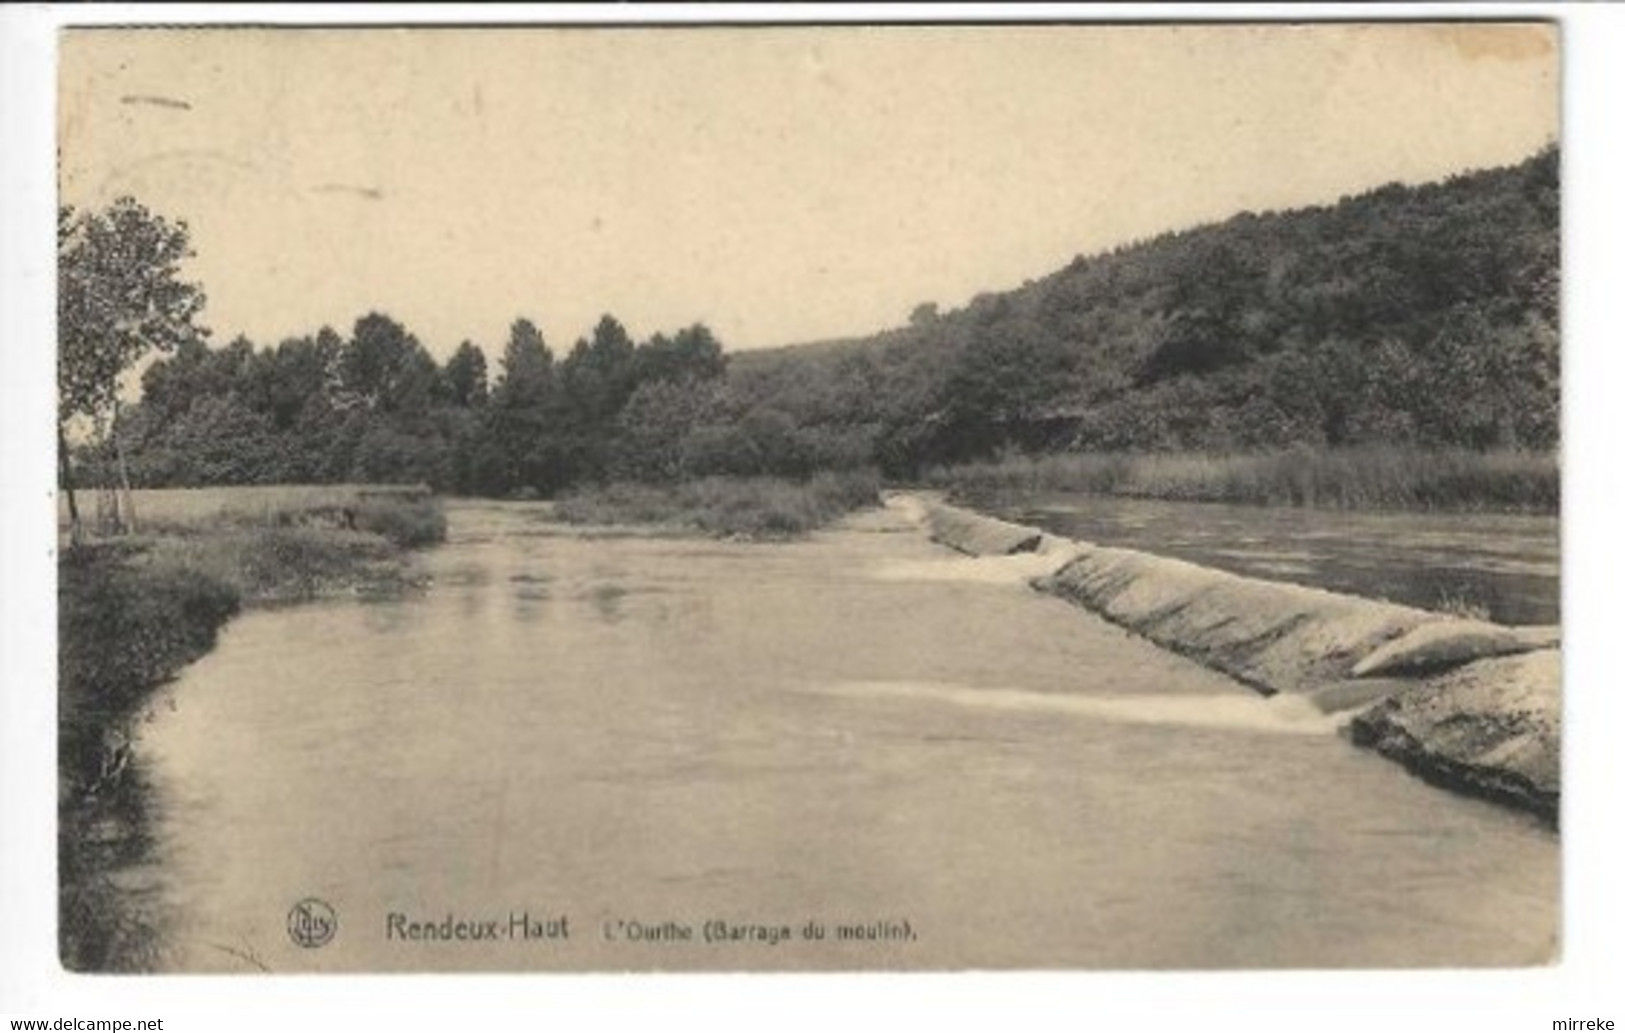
<box><xmin>288</xmin><ymin>898</ymin><xmax>337</xmax><ymax>948</ymax></box>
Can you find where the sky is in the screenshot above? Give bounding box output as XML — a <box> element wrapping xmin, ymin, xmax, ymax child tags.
<box><xmin>57</xmin><ymin>23</ymin><xmax>1558</xmax><ymax>358</ymax></box>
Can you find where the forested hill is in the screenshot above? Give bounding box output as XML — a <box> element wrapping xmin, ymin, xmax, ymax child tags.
<box><xmin>103</xmin><ymin>145</ymin><xmax>1556</xmax><ymax>495</ymax></box>
<box><xmin>728</xmin><ymin>144</ymin><xmax>1558</xmax><ymax>473</ymax></box>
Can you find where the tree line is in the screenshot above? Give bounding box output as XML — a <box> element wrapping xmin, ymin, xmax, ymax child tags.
<box><xmin>74</xmin><ymin>144</ymin><xmax>1558</xmax><ymax>498</ymax></box>
<box><xmin>93</xmin><ymin>303</ymin><xmax>879</xmax><ymax>496</ymax></box>
<box><xmin>101</xmin><ymin>312</ymin><xmax>750</xmax><ymax>496</ymax></box>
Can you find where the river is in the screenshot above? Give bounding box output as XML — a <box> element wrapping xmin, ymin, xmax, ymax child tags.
<box><xmin>960</xmin><ymin>490</ymin><xmax>1560</xmax><ymax>626</ymax></box>
<box><xmin>125</xmin><ymin>499</ymin><xmax>1558</xmax><ymax>971</ymax></box>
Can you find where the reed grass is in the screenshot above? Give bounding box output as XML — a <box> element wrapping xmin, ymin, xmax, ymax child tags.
<box><xmin>59</xmin><ymin>484</ymin><xmax>435</xmax><ymax>535</ymax></box>
<box><xmin>926</xmin><ymin>447</ymin><xmax>1559</xmax><ymax>513</ymax></box>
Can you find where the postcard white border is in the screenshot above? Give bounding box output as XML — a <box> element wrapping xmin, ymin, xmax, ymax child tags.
<box><xmin>4</xmin><ymin>3</ymin><xmax>1622</xmax><ymax>1028</ymax></box>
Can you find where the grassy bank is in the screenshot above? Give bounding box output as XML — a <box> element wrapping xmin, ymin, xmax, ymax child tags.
<box><xmin>58</xmin><ymin>486</ymin><xmax>445</xmax><ymax>970</ymax></box>
<box><xmin>57</xmin><ymin>542</ymin><xmax>239</xmax><ymax>971</ymax></box>
<box><xmin>554</xmin><ymin>470</ymin><xmax>882</xmax><ymax>539</ymax></box>
<box><xmin>926</xmin><ymin>447</ymin><xmax>1559</xmax><ymax>513</ymax></box>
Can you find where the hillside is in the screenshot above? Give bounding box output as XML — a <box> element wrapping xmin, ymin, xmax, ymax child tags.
<box><xmin>728</xmin><ymin>145</ymin><xmax>1559</xmax><ymax>475</ymax></box>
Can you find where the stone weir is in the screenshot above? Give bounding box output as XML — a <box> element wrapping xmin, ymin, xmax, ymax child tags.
<box><xmin>909</xmin><ymin>495</ymin><xmax>1561</xmax><ymax>826</ymax></box>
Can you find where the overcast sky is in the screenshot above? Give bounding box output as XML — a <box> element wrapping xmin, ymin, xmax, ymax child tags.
<box><xmin>58</xmin><ymin>23</ymin><xmax>1557</xmax><ymax>358</ymax></box>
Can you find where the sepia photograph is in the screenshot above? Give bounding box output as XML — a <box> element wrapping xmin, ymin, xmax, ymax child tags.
<box><xmin>45</xmin><ymin>19</ymin><xmax>1565</xmax><ymax>976</ymax></box>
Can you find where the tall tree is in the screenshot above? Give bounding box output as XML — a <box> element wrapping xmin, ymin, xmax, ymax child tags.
<box><xmin>559</xmin><ymin>314</ymin><xmax>638</xmax><ymax>424</ymax></box>
<box><xmin>58</xmin><ymin>197</ymin><xmax>207</xmax><ymax>540</ymax></box>
<box><xmin>493</xmin><ymin>318</ymin><xmax>553</xmax><ymax>408</ymax></box>
<box><xmin>339</xmin><ymin>312</ymin><xmax>438</xmax><ymax>415</ymax></box>
<box><xmin>443</xmin><ymin>340</ymin><xmax>489</xmax><ymax>407</ymax></box>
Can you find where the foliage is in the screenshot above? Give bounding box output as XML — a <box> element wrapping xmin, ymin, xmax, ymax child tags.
<box><xmin>109</xmin><ymin>308</ymin><xmax>735</xmax><ymax>499</ymax></box>
<box><xmin>554</xmin><ymin>470</ymin><xmax>882</xmax><ymax>539</ymax></box>
<box><xmin>59</xmin><ymin>546</ymin><xmax>239</xmax><ymax>740</ymax></box>
<box><xmin>352</xmin><ymin>497</ymin><xmax>449</xmax><ymax>548</ymax></box>
<box><xmin>58</xmin><ymin>198</ymin><xmax>207</xmax><ymax>426</ymax></box>
<box><xmin>443</xmin><ymin>340</ymin><xmax>489</xmax><ymax>407</ymax></box>
<box><xmin>340</xmin><ymin>313</ymin><xmax>439</xmax><ymax>414</ymax></box>
<box><xmin>731</xmin><ymin>146</ymin><xmax>1560</xmax><ymax>474</ymax></box>
<box><xmin>104</xmin><ymin>146</ymin><xmax>1558</xmax><ymax>506</ymax></box>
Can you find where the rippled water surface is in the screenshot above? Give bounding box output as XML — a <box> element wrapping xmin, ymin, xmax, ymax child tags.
<box><xmin>963</xmin><ymin>491</ymin><xmax>1560</xmax><ymax>625</ymax></box>
<box><xmin>132</xmin><ymin>500</ymin><xmax>1558</xmax><ymax>971</ymax></box>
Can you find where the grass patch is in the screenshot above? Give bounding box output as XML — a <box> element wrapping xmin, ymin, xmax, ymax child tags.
<box><xmin>555</xmin><ymin>470</ymin><xmax>882</xmax><ymax>539</ymax></box>
<box><xmin>137</xmin><ymin>528</ymin><xmax>408</xmax><ymax>604</ymax></box>
<box><xmin>927</xmin><ymin>447</ymin><xmax>1559</xmax><ymax>513</ymax></box>
<box><xmin>57</xmin><ymin>543</ymin><xmax>241</xmax><ymax>970</ymax></box>
<box><xmin>61</xmin><ymin>484</ymin><xmax>439</xmax><ymax>537</ymax></box>
<box><xmin>58</xmin><ymin>545</ymin><xmax>240</xmax><ymax>799</ymax></box>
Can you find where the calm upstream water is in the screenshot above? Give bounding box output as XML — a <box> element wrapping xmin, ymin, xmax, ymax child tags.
<box><xmin>961</xmin><ymin>491</ymin><xmax>1560</xmax><ymax>626</ymax></box>
<box><xmin>126</xmin><ymin>500</ymin><xmax>1558</xmax><ymax>972</ymax></box>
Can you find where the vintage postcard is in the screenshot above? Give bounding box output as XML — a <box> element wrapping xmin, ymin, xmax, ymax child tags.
<box><xmin>51</xmin><ymin>21</ymin><xmax>1560</xmax><ymax>976</ymax></box>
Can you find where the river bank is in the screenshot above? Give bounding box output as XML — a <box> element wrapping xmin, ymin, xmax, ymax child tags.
<box><xmin>908</xmin><ymin>494</ymin><xmax>1561</xmax><ymax>825</ymax></box>
<box><xmin>927</xmin><ymin>447</ymin><xmax>1559</xmax><ymax>514</ymax></box>
<box><xmin>57</xmin><ymin>486</ymin><xmax>446</xmax><ymax>971</ymax></box>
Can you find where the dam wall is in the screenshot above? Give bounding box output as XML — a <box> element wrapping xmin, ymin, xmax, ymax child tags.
<box><xmin>1350</xmin><ymin>649</ymin><xmax>1560</xmax><ymax>823</ymax></box>
<box><xmin>923</xmin><ymin>502</ymin><xmax>1046</xmax><ymax>557</ymax></box>
<box><xmin>908</xmin><ymin>496</ymin><xmax>1561</xmax><ymax>825</ymax></box>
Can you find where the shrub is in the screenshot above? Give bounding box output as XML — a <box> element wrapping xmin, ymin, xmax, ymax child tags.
<box><xmin>59</xmin><ymin>548</ymin><xmax>239</xmax><ymax>713</ymax></box>
<box><xmin>556</xmin><ymin>469</ymin><xmax>881</xmax><ymax>539</ymax></box>
<box><xmin>352</xmin><ymin>496</ymin><xmax>448</xmax><ymax>548</ymax></box>
<box><xmin>58</xmin><ymin>547</ymin><xmax>241</xmax><ymax>797</ymax></box>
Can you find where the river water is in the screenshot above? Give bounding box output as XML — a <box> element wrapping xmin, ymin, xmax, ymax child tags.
<box><xmin>128</xmin><ymin>500</ymin><xmax>1558</xmax><ymax>971</ymax></box>
<box><xmin>961</xmin><ymin>491</ymin><xmax>1560</xmax><ymax>627</ymax></box>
